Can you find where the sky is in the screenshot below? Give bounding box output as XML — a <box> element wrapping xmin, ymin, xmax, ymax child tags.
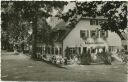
<box><xmin>47</xmin><ymin>2</ymin><xmax>75</xmax><ymax>28</ymax></box>
<box><xmin>51</xmin><ymin>2</ymin><xmax>75</xmax><ymax>16</ymax></box>
<box><xmin>62</xmin><ymin>2</ymin><xmax>76</xmax><ymax>13</ymax></box>
<box><xmin>47</xmin><ymin>2</ymin><xmax>128</xmax><ymax>30</ymax></box>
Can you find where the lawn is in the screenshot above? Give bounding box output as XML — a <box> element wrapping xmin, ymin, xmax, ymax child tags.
<box><xmin>1</xmin><ymin>51</ymin><xmax>127</xmax><ymax>82</ymax></box>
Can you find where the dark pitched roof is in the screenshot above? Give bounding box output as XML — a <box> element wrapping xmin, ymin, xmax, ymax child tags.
<box><xmin>51</xmin><ymin>20</ymin><xmax>74</xmax><ymax>42</ymax></box>
<box><xmin>58</xmin><ymin>28</ymin><xmax>72</xmax><ymax>42</ymax></box>
<box><xmin>51</xmin><ymin>16</ymin><xmax>107</xmax><ymax>42</ymax></box>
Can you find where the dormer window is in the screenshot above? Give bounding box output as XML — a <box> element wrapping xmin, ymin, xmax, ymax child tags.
<box><xmin>90</xmin><ymin>19</ymin><xmax>106</xmax><ymax>25</ymax></box>
<box><xmin>90</xmin><ymin>19</ymin><xmax>98</xmax><ymax>25</ymax></box>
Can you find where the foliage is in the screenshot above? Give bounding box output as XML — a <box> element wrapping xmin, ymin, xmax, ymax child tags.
<box><xmin>36</xmin><ymin>17</ymin><xmax>53</xmax><ymax>45</ymax></box>
<box><xmin>2</xmin><ymin>2</ymin><xmax>30</xmax><ymax>45</ymax></box>
<box><xmin>1</xmin><ymin>1</ymin><xmax>67</xmax><ymax>58</ymax></box>
<box><xmin>59</xmin><ymin>1</ymin><xmax>127</xmax><ymax>39</ymax></box>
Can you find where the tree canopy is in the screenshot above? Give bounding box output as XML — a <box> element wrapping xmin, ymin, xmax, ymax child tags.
<box><xmin>59</xmin><ymin>1</ymin><xmax>127</xmax><ymax>39</ymax></box>
<box><xmin>1</xmin><ymin>1</ymin><xmax>127</xmax><ymax>59</ymax></box>
<box><xmin>1</xmin><ymin>1</ymin><xmax>67</xmax><ymax>58</ymax></box>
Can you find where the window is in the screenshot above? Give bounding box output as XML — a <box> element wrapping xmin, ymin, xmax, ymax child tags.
<box><xmin>69</xmin><ymin>48</ymin><xmax>76</xmax><ymax>54</ymax></box>
<box><xmin>59</xmin><ymin>48</ymin><xmax>62</xmax><ymax>54</ymax></box>
<box><xmin>80</xmin><ymin>30</ymin><xmax>89</xmax><ymax>39</ymax></box>
<box><xmin>124</xmin><ymin>45</ymin><xmax>127</xmax><ymax>50</ymax></box>
<box><xmin>91</xmin><ymin>48</ymin><xmax>96</xmax><ymax>53</ymax></box>
<box><xmin>80</xmin><ymin>30</ymin><xmax>85</xmax><ymax>38</ymax></box>
<box><xmin>91</xmin><ymin>30</ymin><xmax>97</xmax><ymax>38</ymax></box>
<box><xmin>96</xmin><ymin>20</ymin><xmax>99</xmax><ymax>25</ymax></box>
<box><xmin>90</xmin><ymin>20</ymin><xmax>93</xmax><ymax>25</ymax></box>
<box><xmin>55</xmin><ymin>48</ymin><xmax>58</xmax><ymax>55</ymax></box>
<box><xmin>100</xmin><ymin>30</ymin><xmax>105</xmax><ymax>38</ymax></box>
<box><xmin>83</xmin><ymin>47</ymin><xmax>87</xmax><ymax>53</ymax></box>
<box><xmin>85</xmin><ymin>30</ymin><xmax>89</xmax><ymax>38</ymax></box>
<box><xmin>100</xmin><ymin>30</ymin><xmax>108</xmax><ymax>38</ymax></box>
<box><xmin>99</xmin><ymin>19</ymin><xmax>107</xmax><ymax>25</ymax></box>
<box><xmin>70</xmin><ymin>48</ymin><xmax>73</xmax><ymax>54</ymax></box>
<box><xmin>90</xmin><ymin>19</ymin><xmax>98</xmax><ymax>25</ymax></box>
<box><xmin>90</xmin><ymin>19</ymin><xmax>106</xmax><ymax>25</ymax></box>
<box><xmin>98</xmin><ymin>20</ymin><xmax>103</xmax><ymax>25</ymax></box>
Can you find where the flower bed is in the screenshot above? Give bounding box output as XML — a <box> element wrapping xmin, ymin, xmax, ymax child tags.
<box><xmin>40</xmin><ymin>54</ymin><xmax>65</xmax><ymax>66</ymax></box>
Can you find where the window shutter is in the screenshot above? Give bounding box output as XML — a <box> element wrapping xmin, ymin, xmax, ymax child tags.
<box><xmin>90</xmin><ymin>19</ymin><xmax>93</xmax><ymax>25</ymax></box>
<box><xmin>105</xmin><ymin>31</ymin><xmax>108</xmax><ymax>38</ymax></box>
<box><xmin>55</xmin><ymin>48</ymin><xmax>58</xmax><ymax>55</ymax></box>
<box><xmin>85</xmin><ymin>30</ymin><xmax>87</xmax><ymax>38</ymax></box>
<box><xmin>96</xmin><ymin>30</ymin><xmax>99</xmax><ymax>38</ymax></box>
<box><xmin>96</xmin><ymin>20</ymin><xmax>99</xmax><ymax>25</ymax></box>
<box><xmin>73</xmin><ymin>48</ymin><xmax>75</xmax><ymax>54</ymax></box>
<box><xmin>87</xmin><ymin>30</ymin><xmax>89</xmax><ymax>38</ymax></box>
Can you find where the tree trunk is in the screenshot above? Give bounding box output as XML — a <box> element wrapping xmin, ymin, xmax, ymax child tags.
<box><xmin>31</xmin><ymin>18</ymin><xmax>38</xmax><ymax>59</ymax></box>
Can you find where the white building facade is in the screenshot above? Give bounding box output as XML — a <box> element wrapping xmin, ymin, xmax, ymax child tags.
<box><xmin>37</xmin><ymin>17</ymin><xmax>122</xmax><ymax>59</ymax></box>
<box><xmin>62</xmin><ymin>17</ymin><xmax>122</xmax><ymax>57</ymax></box>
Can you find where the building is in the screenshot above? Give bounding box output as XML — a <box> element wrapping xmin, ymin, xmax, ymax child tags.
<box><xmin>40</xmin><ymin>17</ymin><xmax>122</xmax><ymax>60</ymax></box>
<box><xmin>121</xmin><ymin>28</ymin><xmax>128</xmax><ymax>51</ymax></box>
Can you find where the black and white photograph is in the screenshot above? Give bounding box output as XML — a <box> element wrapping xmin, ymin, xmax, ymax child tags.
<box><xmin>1</xmin><ymin>0</ymin><xmax>128</xmax><ymax>82</ymax></box>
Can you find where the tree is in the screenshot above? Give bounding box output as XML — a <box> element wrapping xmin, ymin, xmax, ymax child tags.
<box><xmin>1</xmin><ymin>1</ymin><xmax>67</xmax><ymax>59</ymax></box>
<box><xmin>1</xmin><ymin>2</ymin><xmax>29</xmax><ymax>51</ymax></box>
<box><xmin>100</xmin><ymin>1</ymin><xmax>127</xmax><ymax>39</ymax></box>
<box><xmin>59</xmin><ymin>1</ymin><xmax>127</xmax><ymax>39</ymax></box>
<box><xmin>37</xmin><ymin>17</ymin><xmax>53</xmax><ymax>45</ymax></box>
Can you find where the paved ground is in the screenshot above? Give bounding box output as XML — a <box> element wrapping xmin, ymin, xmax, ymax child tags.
<box><xmin>1</xmin><ymin>51</ymin><xmax>128</xmax><ymax>82</ymax></box>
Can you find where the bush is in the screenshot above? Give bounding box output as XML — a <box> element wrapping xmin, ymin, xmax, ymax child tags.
<box><xmin>80</xmin><ymin>53</ymin><xmax>91</xmax><ymax>65</ymax></box>
<box><xmin>101</xmin><ymin>52</ymin><xmax>112</xmax><ymax>65</ymax></box>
